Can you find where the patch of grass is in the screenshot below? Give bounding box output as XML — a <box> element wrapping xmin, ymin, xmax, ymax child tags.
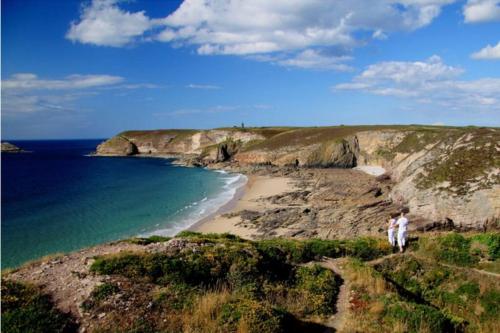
<box><xmin>88</xmin><ymin>235</ymin><xmax>342</xmax><ymax>332</ymax></box>
<box><xmin>81</xmin><ymin>282</ymin><xmax>120</xmax><ymax>311</ymax></box>
<box><xmin>293</xmin><ymin>265</ymin><xmax>340</xmax><ymax>315</ymax></box>
<box><xmin>471</xmin><ymin>233</ymin><xmax>500</xmax><ymax>260</ymax></box>
<box><xmin>417</xmin><ymin>128</ymin><xmax>500</xmax><ymax>195</ymax></box>
<box><xmin>437</xmin><ymin>233</ymin><xmax>479</xmax><ymax>267</ymax></box>
<box><xmin>1</xmin><ymin>279</ymin><xmax>77</xmax><ymax>333</ymax></box>
<box><xmin>392</xmin><ymin>129</ymin><xmax>442</xmax><ymax>154</ymax></box>
<box><xmin>385</xmin><ymin>302</ymin><xmax>454</xmax><ymax>333</ymax></box>
<box><xmin>125</xmin><ymin>235</ymin><xmax>171</xmax><ymax>245</ymax></box>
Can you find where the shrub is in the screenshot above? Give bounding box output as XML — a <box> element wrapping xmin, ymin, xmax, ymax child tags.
<box><xmin>126</xmin><ymin>235</ymin><xmax>171</xmax><ymax>245</ymax></box>
<box><xmin>471</xmin><ymin>233</ymin><xmax>500</xmax><ymax>260</ymax></box>
<box><xmin>456</xmin><ymin>282</ymin><xmax>480</xmax><ymax>299</ymax></box>
<box><xmin>1</xmin><ymin>280</ymin><xmax>77</xmax><ymax>333</ymax></box>
<box><xmin>344</xmin><ymin>238</ymin><xmax>392</xmax><ymax>260</ymax></box>
<box><xmin>293</xmin><ymin>265</ymin><xmax>340</xmax><ymax>315</ymax></box>
<box><xmin>480</xmin><ymin>290</ymin><xmax>500</xmax><ymax>319</ymax></box>
<box><xmin>218</xmin><ymin>298</ymin><xmax>290</xmax><ymax>333</ymax></box>
<box><xmin>385</xmin><ymin>302</ymin><xmax>453</xmax><ymax>333</ymax></box>
<box><xmin>437</xmin><ymin>233</ymin><xmax>479</xmax><ymax>267</ymax></box>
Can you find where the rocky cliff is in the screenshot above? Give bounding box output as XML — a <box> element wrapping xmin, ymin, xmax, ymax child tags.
<box><xmin>96</xmin><ymin>126</ymin><xmax>499</xmax><ymax>231</ymax></box>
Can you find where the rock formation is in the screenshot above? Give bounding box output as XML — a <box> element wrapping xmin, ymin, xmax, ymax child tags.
<box><xmin>95</xmin><ymin>126</ymin><xmax>499</xmax><ymax>231</ymax></box>
<box><xmin>1</xmin><ymin>142</ymin><xmax>25</xmax><ymax>153</ymax></box>
<box><xmin>95</xmin><ymin>136</ymin><xmax>138</xmax><ymax>156</ymax></box>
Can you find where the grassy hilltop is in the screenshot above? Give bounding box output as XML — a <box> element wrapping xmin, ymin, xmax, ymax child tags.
<box><xmin>3</xmin><ymin>232</ymin><xmax>499</xmax><ymax>332</ymax></box>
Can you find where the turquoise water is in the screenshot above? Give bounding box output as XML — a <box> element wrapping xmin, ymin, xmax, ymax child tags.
<box><xmin>1</xmin><ymin>140</ymin><xmax>245</xmax><ymax>268</ymax></box>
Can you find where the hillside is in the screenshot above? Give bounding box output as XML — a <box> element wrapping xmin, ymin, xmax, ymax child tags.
<box><xmin>3</xmin><ymin>232</ymin><xmax>499</xmax><ymax>332</ymax></box>
<box><xmin>95</xmin><ymin>126</ymin><xmax>500</xmax><ymax>232</ymax></box>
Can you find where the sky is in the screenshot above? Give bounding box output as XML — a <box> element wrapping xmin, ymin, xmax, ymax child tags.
<box><xmin>1</xmin><ymin>0</ymin><xmax>500</xmax><ymax>139</ymax></box>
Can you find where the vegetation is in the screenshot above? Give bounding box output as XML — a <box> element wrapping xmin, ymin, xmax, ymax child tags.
<box><xmin>1</xmin><ymin>279</ymin><xmax>77</xmax><ymax>333</ymax></box>
<box><xmin>125</xmin><ymin>235</ymin><xmax>171</xmax><ymax>245</ymax></box>
<box><xmin>86</xmin><ymin>232</ymin><xmax>359</xmax><ymax>332</ymax></box>
<box><xmin>4</xmin><ymin>232</ymin><xmax>499</xmax><ymax>332</ymax></box>
<box><xmin>415</xmin><ymin>128</ymin><xmax>500</xmax><ymax>195</ymax></box>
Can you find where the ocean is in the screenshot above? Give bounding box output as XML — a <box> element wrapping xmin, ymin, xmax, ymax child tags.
<box><xmin>1</xmin><ymin>140</ymin><xmax>246</xmax><ymax>268</ymax></box>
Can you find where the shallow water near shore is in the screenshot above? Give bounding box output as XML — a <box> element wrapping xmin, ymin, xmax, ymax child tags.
<box><xmin>1</xmin><ymin>140</ymin><xmax>243</xmax><ymax>268</ymax></box>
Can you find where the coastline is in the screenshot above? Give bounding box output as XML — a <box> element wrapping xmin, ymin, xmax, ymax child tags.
<box><xmin>192</xmin><ymin>174</ymin><xmax>299</xmax><ymax>239</ymax></box>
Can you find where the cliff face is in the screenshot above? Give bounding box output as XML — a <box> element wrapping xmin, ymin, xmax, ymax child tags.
<box><xmin>95</xmin><ymin>129</ymin><xmax>265</xmax><ymax>157</ymax></box>
<box><xmin>95</xmin><ymin>126</ymin><xmax>499</xmax><ymax>230</ymax></box>
<box><xmin>357</xmin><ymin>127</ymin><xmax>499</xmax><ymax>230</ymax></box>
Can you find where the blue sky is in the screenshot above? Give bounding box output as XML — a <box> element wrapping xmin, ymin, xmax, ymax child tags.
<box><xmin>2</xmin><ymin>0</ymin><xmax>500</xmax><ymax>139</ymax></box>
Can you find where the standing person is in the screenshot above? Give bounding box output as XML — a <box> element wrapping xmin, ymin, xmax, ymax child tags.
<box><xmin>396</xmin><ymin>212</ymin><xmax>409</xmax><ymax>253</ymax></box>
<box><xmin>388</xmin><ymin>215</ymin><xmax>397</xmax><ymax>247</ymax></box>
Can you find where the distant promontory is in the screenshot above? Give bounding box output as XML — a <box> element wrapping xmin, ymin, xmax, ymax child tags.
<box><xmin>1</xmin><ymin>142</ymin><xmax>25</xmax><ymax>153</ymax></box>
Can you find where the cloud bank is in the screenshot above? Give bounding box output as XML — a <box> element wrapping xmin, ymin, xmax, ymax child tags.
<box><xmin>66</xmin><ymin>0</ymin><xmax>457</xmax><ymax>69</ymax></box>
<box><xmin>463</xmin><ymin>0</ymin><xmax>500</xmax><ymax>23</ymax></box>
<box><xmin>471</xmin><ymin>41</ymin><xmax>500</xmax><ymax>59</ymax></box>
<box><xmin>334</xmin><ymin>55</ymin><xmax>500</xmax><ymax>110</ymax></box>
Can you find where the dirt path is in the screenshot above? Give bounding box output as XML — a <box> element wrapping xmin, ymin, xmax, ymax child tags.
<box><xmin>368</xmin><ymin>252</ymin><xmax>500</xmax><ymax>278</ymax></box>
<box><xmin>304</xmin><ymin>257</ymin><xmax>351</xmax><ymax>332</ymax></box>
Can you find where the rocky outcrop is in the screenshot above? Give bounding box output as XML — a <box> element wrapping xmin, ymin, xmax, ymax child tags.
<box><xmin>216</xmin><ymin>140</ymin><xmax>242</xmax><ymax>162</ymax></box>
<box><xmin>235</xmin><ymin>136</ymin><xmax>360</xmax><ymax>168</ymax></box>
<box><xmin>95</xmin><ymin>126</ymin><xmax>499</xmax><ymax>231</ymax></box>
<box><xmin>96</xmin><ymin>129</ymin><xmax>264</xmax><ymax>157</ymax></box>
<box><xmin>96</xmin><ymin>136</ymin><xmax>138</xmax><ymax>156</ymax></box>
<box><xmin>356</xmin><ymin>127</ymin><xmax>500</xmax><ymax>230</ymax></box>
<box><xmin>1</xmin><ymin>142</ymin><xmax>24</xmax><ymax>153</ymax></box>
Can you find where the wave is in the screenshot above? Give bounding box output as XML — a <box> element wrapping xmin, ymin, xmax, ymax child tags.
<box><xmin>142</xmin><ymin>171</ymin><xmax>247</xmax><ymax>237</ymax></box>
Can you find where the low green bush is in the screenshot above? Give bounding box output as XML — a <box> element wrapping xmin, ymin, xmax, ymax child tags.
<box><xmin>126</xmin><ymin>235</ymin><xmax>171</xmax><ymax>245</ymax></box>
<box><xmin>471</xmin><ymin>233</ymin><xmax>500</xmax><ymax>260</ymax></box>
<box><xmin>293</xmin><ymin>265</ymin><xmax>339</xmax><ymax>315</ymax></box>
<box><xmin>480</xmin><ymin>290</ymin><xmax>500</xmax><ymax>319</ymax></box>
<box><xmin>437</xmin><ymin>233</ymin><xmax>479</xmax><ymax>267</ymax></box>
<box><xmin>1</xmin><ymin>280</ymin><xmax>77</xmax><ymax>333</ymax></box>
<box><xmin>385</xmin><ymin>302</ymin><xmax>453</xmax><ymax>333</ymax></box>
<box><xmin>218</xmin><ymin>299</ymin><xmax>289</xmax><ymax>333</ymax></box>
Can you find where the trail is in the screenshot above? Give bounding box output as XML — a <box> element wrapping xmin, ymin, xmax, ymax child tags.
<box><xmin>368</xmin><ymin>252</ymin><xmax>500</xmax><ymax>278</ymax></box>
<box><xmin>304</xmin><ymin>257</ymin><xmax>350</xmax><ymax>332</ymax></box>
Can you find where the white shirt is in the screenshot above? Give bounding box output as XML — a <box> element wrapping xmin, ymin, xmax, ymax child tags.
<box><xmin>396</xmin><ymin>217</ymin><xmax>409</xmax><ymax>232</ymax></box>
<box><xmin>389</xmin><ymin>218</ymin><xmax>397</xmax><ymax>230</ymax></box>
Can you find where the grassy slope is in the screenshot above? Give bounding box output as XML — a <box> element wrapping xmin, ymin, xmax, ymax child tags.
<box><xmin>3</xmin><ymin>232</ymin><xmax>498</xmax><ymax>333</ymax></box>
<box><xmin>342</xmin><ymin>232</ymin><xmax>500</xmax><ymax>333</ymax></box>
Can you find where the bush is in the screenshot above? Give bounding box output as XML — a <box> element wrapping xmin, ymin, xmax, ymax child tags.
<box><xmin>344</xmin><ymin>238</ymin><xmax>392</xmax><ymax>260</ymax></box>
<box><xmin>385</xmin><ymin>302</ymin><xmax>453</xmax><ymax>333</ymax></box>
<box><xmin>480</xmin><ymin>290</ymin><xmax>500</xmax><ymax>319</ymax></box>
<box><xmin>1</xmin><ymin>280</ymin><xmax>77</xmax><ymax>333</ymax></box>
<box><xmin>438</xmin><ymin>233</ymin><xmax>478</xmax><ymax>267</ymax></box>
<box><xmin>293</xmin><ymin>265</ymin><xmax>340</xmax><ymax>315</ymax></box>
<box><xmin>126</xmin><ymin>235</ymin><xmax>171</xmax><ymax>245</ymax></box>
<box><xmin>218</xmin><ymin>298</ymin><xmax>290</xmax><ymax>333</ymax></box>
<box><xmin>471</xmin><ymin>233</ymin><xmax>500</xmax><ymax>260</ymax></box>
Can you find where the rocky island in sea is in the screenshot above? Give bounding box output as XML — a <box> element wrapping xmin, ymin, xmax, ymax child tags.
<box><xmin>1</xmin><ymin>142</ymin><xmax>25</xmax><ymax>153</ymax></box>
<box><xmin>3</xmin><ymin>125</ymin><xmax>499</xmax><ymax>332</ymax></box>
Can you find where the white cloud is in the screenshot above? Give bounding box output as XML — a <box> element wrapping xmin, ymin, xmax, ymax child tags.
<box><xmin>2</xmin><ymin>73</ymin><xmax>124</xmax><ymax>90</ymax></box>
<box><xmin>275</xmin><ymin>49</ymin><xmax>353</xmax><ymax>71</ymax></box>
<box><xmin>66</xmin><ymin>0</ymin><xmax>158</xmax><ymax>47</ymax></box>
<box><xmin>471</xmin><ymin>41</ymin><xmax>500</xmax><ymax>59</ymax></box>
<box><xmin>334</xmin><ymin>55</ymin><xmax>500</xmax><ymax>110</ymax></box>
<box><xmin>463</xmin><ymin>0</ymin><xmax>500</xmax><ymax>23</ymax></box>
<box><xmin>1</xmin><ymin>73</ymin><xmax>155</xmax><ymax>114</ymax></box>
<box><xmin>186</xmin><ymin>84</ymin><xmax>221</xmax><ymax>89</ymax></box>
<box><xmin>66</xmin><ymin>0</ymin><xmax>456</xmax><ymax>69</ymax></box>
<box><xmin>161</xmin><ymin>0</ymin><xmax>455</xmax><ymax>55</ymax></box>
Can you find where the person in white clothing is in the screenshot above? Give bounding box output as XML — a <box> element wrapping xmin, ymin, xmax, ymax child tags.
<box><xmin>396</xmin><ymin>212</ymin><xmax>409</xmax><ymax>253</ymax></box>
<box><xmin>387</xmin><ymin>215</ymin><xmax>397</xmax><ymax>247</ymax></box>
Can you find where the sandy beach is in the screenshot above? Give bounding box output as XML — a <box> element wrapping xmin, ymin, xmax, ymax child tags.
<box><xmin>192</xmin><ymin>175</ymin><xmax>299</xmax><ymax>239</ymax></box>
